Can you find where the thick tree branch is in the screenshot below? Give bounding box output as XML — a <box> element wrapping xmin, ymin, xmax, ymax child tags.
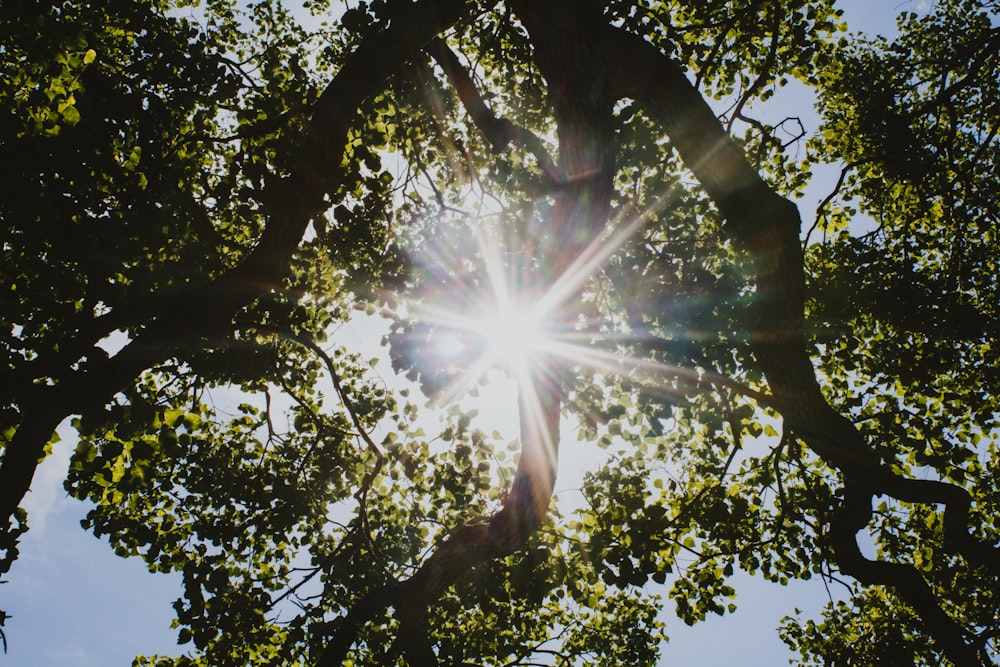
<box><xmin>0</xmin><ymin>0</ymin><xmax>478</xmax><ymax>564</ymax></box>
<box><xmin>7</xmin><ymin>5</ymin><xmax>994</xmax><ymax>665</ymax></box>
<box><xmin>395</xmin><ymin>608</ymin><xmax>437</xmax><ymax>667</ymax></box>
<box><xmin>315</xmin><ymin>367</ymin><xmax>562</xmax><ymax>667</ymax></box>
<box><xmin>603</xmin><ymin>23</ymin><xmax>999</xmax><ymax>666</ymax></box>
<box><xmin>830</xmin><ymin>482</ymin><xmax>985</xmax><ymax>666</ymax></box>
<box><xmin>317</xmin><ymin>4</ymin><xmax>621</xmax><ymax>662</ymax></box>
<box><xmin>424</xmin><ymin>38</ymin><xmax>560</xmax><ymax>184</ymax></box>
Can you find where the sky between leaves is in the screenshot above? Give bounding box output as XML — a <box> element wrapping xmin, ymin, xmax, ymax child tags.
<box><xmin>2</xmin><ymin>1</ymin><xmax>927</xmax><ymax>666</ymax></box>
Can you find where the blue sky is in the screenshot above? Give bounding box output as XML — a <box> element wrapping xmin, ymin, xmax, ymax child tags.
<box><xmin>2</xmin><ymin>2</ymin><xmax>916</xmax><ymax>665</ymax></box>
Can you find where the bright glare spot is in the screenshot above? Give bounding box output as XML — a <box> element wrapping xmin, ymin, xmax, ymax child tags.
<box><xmin>406</xmin><ymin>200</ymin><xmax>664</xmax><ymax>406</ymax></box>
<box><xmin>433</xmin><ymin>332</ymin><xmax>466</xmax><ymax>360</ymax></box>
<box><xmin>478</xmin><ymin>305</ymin><xmax>546</xmax><ymax>367</ymax></box>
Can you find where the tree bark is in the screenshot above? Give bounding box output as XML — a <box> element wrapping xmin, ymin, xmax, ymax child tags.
<box><xmin>317</xmin><ymin>3</ymin><xmax>620</xmax><ymax>662</ymax></box>
<box><xmin>603</xmin><ymin>23</ymin><xmax>997</xmax><ymax>667</ymax></box>
<box><xmin>0</xmin><ymin>0</ymin><xmax>478</xmax><ymax>569</ymax></box>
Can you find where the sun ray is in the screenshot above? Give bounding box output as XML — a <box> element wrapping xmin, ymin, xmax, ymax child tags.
<box><xmin>514</xmin><ymin>360</ymin><xmax>561</xmax><ymax>482</ymax></box>
<box><xmin>405</xmin><ymin>184</ymin><xmax>693</xmax><ymax>413</ymax></box>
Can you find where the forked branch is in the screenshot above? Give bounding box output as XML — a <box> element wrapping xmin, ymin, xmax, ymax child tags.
<box><xmin>604</xmin><ymin>22</ymin><xmax>998</xmax><ymax>666</ymax></box>
<box><xmin>424</xmin><ymin>38</ymin><xmax>560</xmax><ymax>186</ymax></box>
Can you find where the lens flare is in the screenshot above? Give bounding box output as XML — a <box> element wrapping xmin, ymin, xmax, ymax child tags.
<box><xmin>402</xmin><ymin>195</ymin><xmax>674</xmax><ymax>406</ymax></box>
<box><xmin>477</xmin><ymin>304</ymin><xmax>545</xmax><ymax>368</ymax></box>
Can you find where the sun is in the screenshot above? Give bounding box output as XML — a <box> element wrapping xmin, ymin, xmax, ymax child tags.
<box><xmin>475</xmin><ymin>303</ymin><xmax>547</xmax><ymax>369</ymax></box>
<box><xmin>406</xmin><ymin>203</ymin><xmax>656</xmax><ymax>404</ymax></box>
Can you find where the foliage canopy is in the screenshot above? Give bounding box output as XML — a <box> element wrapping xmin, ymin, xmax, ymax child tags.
<box><xmin>2</xmin><ymin>0</ymin><xmax>999</xmax><ymax>665</ymax></box>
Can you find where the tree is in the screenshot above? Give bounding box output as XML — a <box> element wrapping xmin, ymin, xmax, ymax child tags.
<box><xmin>1</xmin><ymin>0</ymin><xmax>998</xmax><ymax>665</ymax></box>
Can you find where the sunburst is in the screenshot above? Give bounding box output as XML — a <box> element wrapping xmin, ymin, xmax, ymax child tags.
<box><xmin>406</xmin><ymin>204</ymin><xmax>654</xmax><ymax>405</ymax></box>
<box><xmin>475</xmin><ymin>302</ymin><xmax>547</xmax><ymax>370</ymax></box>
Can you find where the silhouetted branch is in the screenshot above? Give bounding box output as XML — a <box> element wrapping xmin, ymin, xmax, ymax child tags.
<box><xmin>0</xmin><ymin>0</ymin><xmax>480</xmax><ymax>571</ymax></box>
<box><xmin>605</xmin><ymin>21</ymin><xmax>999</xmax><ymax>666</ymax></box>
<box><xmin>425</xmin><ymin>38</ymin><xmax>561</xmax><ymax>186</ymax></box>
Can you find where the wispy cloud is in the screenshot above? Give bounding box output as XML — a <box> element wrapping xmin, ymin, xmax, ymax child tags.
<box><xmin>44</xmin><ymin>643</ymin><xmax>100</xmax><ymax>667</ymax></box>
